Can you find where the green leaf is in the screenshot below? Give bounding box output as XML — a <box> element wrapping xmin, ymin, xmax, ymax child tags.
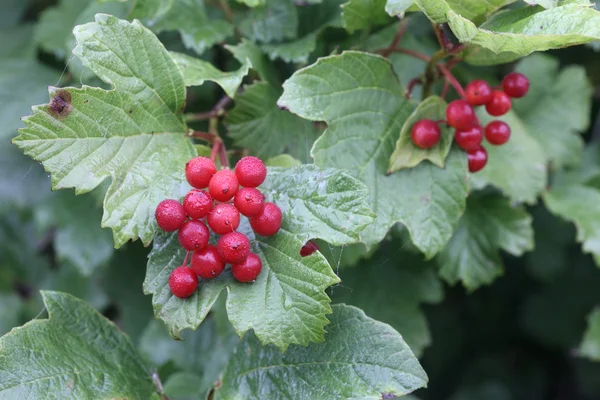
<box><xmin>34</xmin><ymin>0</ymin><xmax>90</xmax><ymax>59</ymax></box>
<box><xmin>0</xmin><ymin>291</ymin><xmax>155</xmax><ymax>398</ymax></box>
<box><xmin>170</xmin><ymin>51</ymin><xmax>251</xmax><ymax>98</ymax></box>
<box><xmin>279</xmin><ymin>51</ymin><xmax>469</xmax><ymax>257</ymax></box>
<box><xmin>415</xmin><ymin>0</ymin><xmax>600</xmax><ymax>65</ymax></box>
<box><xmin>236</xmin><ymin>0</ymin><xmax>266</xmax><ymax>6</ymax></box>
<box><xmin>238</xmin><ymin>0</ymin><xmax>298</xmax><ymax>43</ymax></box>
<box><xmin>144</xmin><ymin>226</ymin><xmax>340</xmax><ymax>351</ymax></box>
<box><xmin>261</xmin><ymin>32</ymin><xmax>318</xmax><ymax>63</ymax></box>
<box><xmin>385</xmin><ymin>0</ymin><xmax>416</xmax><ymax>17</ymax></box>
<box><xmin>0</xmin><ymin>24</ymin><xmax>36</xmax><ymax>59</ymax></box>
<box><xmin>226</xmin><ymin>39</ymin><xmax>280</xmax><ymax>86</ymax></box>
<box><xmin>13</xmin><ymin>15</ymin><xmax>196</xmax><ymax>247</ymax></box>
<box><xmin>265</xmin><ymin>154</ymin><xmax>302</xmax><ymax>168</ymax></box>
<box><xmin>512</xmin><ymin>54</ymin><xmax>591</xmax><ymax>169</ymax></box>
<box><xmin>260</xmin><ymin>165</ymin><xmax>375</xmax><ymax>245</ymax></box>
<box><xmin>342</xmin><ymin>0</ymin><xmax>391</xmax><ymax>33</ymax></box>
<box><xmin>128</xmin><ymin>0</ymin><xmax>174</xmax><ymax>19</ymax></box>
<box><xmin>580</xmin><ymin>308</ymin><xmax>600</xmax><ymax>361</ymax></box>
<box><xmin>524</xmin><ymin>0</ymin><xmax>559</xmax><ymax>7</ymax></box>
<box><xmin>0</xmin><ymin>293</ymin><xmax>22</xmax><ymax>336</ymax></box>
<box><xmin>438</xmin><ymin>194</ymin><xmax>534</xmax><ymax>291</ymax></box>
<box><xmin>214</xmin><ymin>304</ymin><xmax>427</xmax><ymax>399</ymax></box>
<box><xmin>225</xmin><ymin>82</ymin><xmax>319</xmax><ymax>163</ymax></box>
<box><xmin>388</xmin><ymin>96</ymin><xmax>453</xmax><ymax>173</ymax></box>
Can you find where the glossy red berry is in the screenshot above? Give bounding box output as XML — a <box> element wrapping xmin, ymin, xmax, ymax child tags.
<box><xmin>232</xmin><ymin>253</ymin><xmax>262</xmax><ymax>283</ymax></box>
<box><xmin>300</xmin><ymin>241</ymin><xmax>319</xmax><ymax>257</ymax></box>
<box><xmin>218</xmin><ymin>232</ymin><xmax>251</xmax><ymax>264</ymax></box>
<box><xmin>250</xmin><ymin>202</ymin><xmax>282</xmax><ymax>236</ymax></box>
<box><xmin>207</xmin><ymin>203</ymin><xmax>240</xmax><ymax>235</ymax></box>
<box><xmin>234</xmin><ymin>187</ymin><xmax>265</xmax><ymax>217</ymax></box>
<box><xmin>410</xmin><ymin>119</ymin><xmax>441</xmax><ymax>149</ymax></box>
<box><xmin>208</xmin><ymin>169</ymin><xmax>239</xmax><ymax>202</ymax></box>
<box><xmin>235</xmin><ymin>156</ymin><xmax>267</xmax><ymax>188</ymax></box>
<box><xmin>183</xmin><ymin>190</ymin><xmax>212</xmax><ymax>219</ymax></box>
<box><xmin>502</xmin><ymin>72</ymin><xmax>530</xmax><ymax>98</ymax></box>
<box><xmin>155</xmin><ymin>199</ymin><xmax>186</xmax><ymax>232</ymax></box>
<box><xmin>446</xmin><ymin>100</ymin><xmax>476</xmax><ymax>131</ymax></box>
<box><xmin>454</xmin><ymin>125</ymin><xmax>483</xmax><ymax>153</ymax></box>
<box><xmin>468</xmin><ymin>146</ymin><xmax>488</xmax><ymax>173</ymax></box>
<box><xmin>485</xmin><ymin>90</ymin><xmax>512</xmax><ymax>116</ymax></box>
<box><xmin>191</xmin><ymin>245</ymin><xmax>225</xmax><ymax>279</ymax></box>
<box><xmin>185</xmin><ymin>157</ymin><xmax>217</xmax><ymax>189</ymax></box>
<box><xmin>169</xmin><ymin>266</ymin><xmax>198</xmax><ymax>298</ymax></box>
<box><xmin>178</xmin><ymin>220</ymin><xmax>210</xmax><ymax>251</ymax></box>
<box><xmin>465</xmin><ymin>80</ymin><xmax>493</xmax><ymax>106</ymax></box>
<box><xmin>484</xmin><ymin>120</ymin><xmax>511</xmax><ymax>145</ymax></box>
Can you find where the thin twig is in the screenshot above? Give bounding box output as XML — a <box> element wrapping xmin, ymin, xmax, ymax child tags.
<box><xmin>218</xmin><ymin>142</ymin><xmax>229</xmax><ymax>168</ymax></box>
<box><xmin>405</xmin><ymin>77</ymin><xmax>423</xmax><ymax>99</ymax></box>
<box><xmin>441</xmin><ymin>78</ymin><xmax>449</xmax><ymax>99</ymax></box>
<box><xmin>381</xmin><ymin>19</ymin><xmax>408</xmax><ymax>57</ymax></box>
<box><xmin>385</xmin><ymin>48</ymin><xmax>431</xmax><ymax>62</ymax></box>
<box><xmin>437</xmin><ymin>64</ymin><xmax>466</xmax><ymax>99</ymax></box>
<box><xmin>218</xmin><ymin>0</ymin><xmax>234</xmax><ymax>23</ymax></box>
<box><xmin>182</xmin><ymin>251</ymin><xmax>191</xmax><ymax>267</ymax></box>
<box><xmin>185</xmin><ymin>95</ymin><xmax>233</xmax><ymax>122</ymax></box>
<box><xmin>210</xmin><ymin>141</ymin><xmax>220</xmax><ymax>163</ymax></box>
<box><xmin>189</xmin><ymin>130</ymin><xmax>219</xmax><ymax>143</ymax></box>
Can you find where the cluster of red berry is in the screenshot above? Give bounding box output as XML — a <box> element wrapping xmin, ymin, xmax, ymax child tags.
<box><xmin>410</xmin><ymin>72</ymin><xmax>530</xmax><ymax>172</ymax></box>
<box><xmin>154</xmin><ymin>156</ymin><xmax>282</xmax><ymax>298</ymax></box>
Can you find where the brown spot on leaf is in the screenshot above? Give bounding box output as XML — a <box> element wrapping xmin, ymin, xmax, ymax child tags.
<box><xmin>48</xmin><ymin>90</ymin><xmax>72</xmax><ymax>119</ymax></box>
<box><xmin>83</xmin><ymin>99</ymin><xmax>89</xmax><ymax>104</ymax></box>
<box><xmin>381</xmin><ymin>393</ymin><xmax>397</xmax><ymax>399</ymax></box>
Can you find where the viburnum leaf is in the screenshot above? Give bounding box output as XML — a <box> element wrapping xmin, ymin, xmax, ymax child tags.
<box><xmin>0</xmin><ymin>291</ymin><xmax>156</xmax><ymax>398</ymax></box>
<box><xmin>438</xmin><ymin>193</ymin><xmax>534</xmax><ymax>291</ymax></box>
<box><xmin>126</xmin><ymin>0</ymin><xmax>174</xmax><ymax>20</ymax></box>
<box><xmin>261</xmin><ymin>33</ymin><xmax>318</xmax><ymax>63</ymax></box>
<box><xmin>415</xmin><ymin>0</ymin><xmax>600</xmax><ymax>65</ymax></box>
<box><xmin>236</xmin><ymin>0</ymin><xmax>266</xmax><ymax>7</ymax></box>
<box><xmin>33</xmin><ymin>0</ymin><xmax>89</xmax><ymax>59</ymax></box>
<box><xmin>385</xmin><ymin>0</ymin><xmax>416</xmax><ymax>17</ymax></box>
<box><xmin>388</xmin><ymin>96</ymin><xmax>453</xmax><ymax>173</ymax></box>
<box><xmin>170</xmin><ymin>52</ymin><xmax>251</xmax><ymax>98</ymax></box>
<box><xmin>225</xmin><ymin>82</ymin><xmax>319</xmax><ymax>162</ymax></box>
<box><xmin>238</xmin><ymin>0</ymin><xmax>298</xmax><ymax>43</ymax></box>
<box><xmin>225</xmin><ymin>39</ymin><xmax>280</xmax><ymax>86</ymax></box>
<box><xmin>579</xmin><ymin>308</ymin><xmax>600</xmax><ymax>361</ymax></box>
<box><xmin>213</xmin><ymin>304</ymin><xmax>427</xmax><ymax>399</ymax></box>
<box><xmin>342</xmin><ymin>0</ymin><xmax>391</xmax><ymax>33</ymax></box>
<box><xmin>265</xmin><ymin>154</ymin><xmax>302</xmax><ymax>168</ymax></box>
<box><xmin>13</xmin><ymin>14</ymin><xmax>196</xmax><ymax>248</ymax></box>
<box><xmin>331</xmin><ymin>247</ymin><xmax>443</xmax><ymax>356</ymax></box>
<box><xmin>0</xmin><ymin>293</ymin><xmax>21</xmax><ymax>336</ymax></box>
<box><xmin>278</xmin><ymin>51</ymin><xmax>469</xmax><ymax>257</ymax></box>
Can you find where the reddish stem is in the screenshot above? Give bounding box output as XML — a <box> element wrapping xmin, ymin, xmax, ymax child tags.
<box><xmin>218</xmin><ymin>141</ymin><xmax>229</xmax><ymax>168</ymax></box>
<box><xmin>190</xmin><ymin>131</ymin><xmax>218</xmax><ymax>143</ymax></box>
<box><xmin>441</xmin><ymin>78</ymin><xmax>449</xmax><ymax>99</ymax></box>
<box><xmin>182</xmin><ymin>251</ymin><xmax>191</xmax><ymax>267</ymax></box>
<box><xmin>437</xmin><ymin>64</ymin><xmax>466</xmax><ymax>99</ymax></box>
<box><xmin>387</xmin><ymin>48</ymin><xmax>431</xmax><ymax>62</ymax></box>
<box><xmin>381</xmin><ymin>19</ymin><xmax>408</xmax><ymax>57</ymax></box>
<box><xmin>210</xmin><ymin>141</ymin><xmax>220</xmax><ymax>163</ymax></box>
<box><xmin>405</xmin><ymin>78</ymin><xmax>422</xmax><ymax>99</ymax></box>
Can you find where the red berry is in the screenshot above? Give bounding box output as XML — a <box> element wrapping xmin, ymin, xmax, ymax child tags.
<box><xmin>235</xmin><ymin>156</ymin><xmax>267</xmax><ymax>188</ymax></box>
<box><xmin>234</xmin><ymin>187</ymin><xmax>265</xmax><ymax>217</ymax></box>
<box><xmin>484</xmin><ymin>121</ymin><xmax>511</xmax><ymax>145</ymax></box>
<box><xmin>186</xmin><ymin>157</ymin><xmax>217</xmax><ymax>189</ymax></box>
<box><xmin>465</xmin><ymin>80</ymin><xmax>493</xmax><ymax>106</ymax></box>
<box><xmin>300</xmin><ymin>241</ymin><xmax>319</xmax><ymax>257</ymax></box>
<box><xmin>485</xmin><ymin>90</ymin><xmax>511</xmax><ymax>116</ymax></box>
<box><xmin>178</xmin><ymin>220</ymin><xmax>209</xmax><ymax>251</ymax></box>
<box><xmin>232</xmin><ymin>253</ymin><xmax>262</xmax><ymax>282</ymax></box>
<box><xmin>208</xmin><ymin>169</ymin><xmax>239</xmax><ymax>202</ymax></box>
<box><xmin>155</xmin><ymin>199</ymin><xmax>186</xmax><ymax>232</ymax></box>
<box><xmin>250</xmin><ymin>202</ymin><xmax>282</xmax><ymax>236</ymax></box>
<box><xmin>191</xmin><ymin>245</ymin><xmax>225</xmax><ymax>279</ymax></box>
<box><xmin>468</xmin><ymin>146</ymin><xmax>488</xmax><ymax>173</ymax></box>
<box><xmin>410</xmin><ymin>119</ymin><xmax>441</xmax><ymax>149</ymax></box>
<box><xmin>446</xmin><ymin>100</ymin><xmax>476</xmax><ymax>131</ymax></box>
<box><xmin>207</xmin><ymin>203</ymin><xmax>240</xmax><ymax>235</ymax></box>
<box><xmin>183</xmin><ymin>189</ymin><xmax>213</xmax><ymax>219</ymax></box>
<box><xmin>218</xmin><ymin>232</ymin><xmax>251</xmax><ymax>264</ymax></box>
<box><xmin>454</xmin><ymin>125</ymin><xmax>483</xmax><ymax>153</ymax></box>
<box><xmin>502</xmin><ymin>72</ymin><xmax>530</xmax><ymax>98</ymax></box>
<box><xmin>169</xmin><ymin>266</ymin><xmax>198</xmax><ymax>298</ymax></box>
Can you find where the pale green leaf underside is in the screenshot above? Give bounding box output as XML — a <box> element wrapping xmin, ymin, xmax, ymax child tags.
<box><xmin>278</xmin><ymin>51</ymin><xmax>468</xmax><ymax>258</ymax></box>
<box><xmin>0</xmin><ymin>291</ymin><xmax>154</xmax><ymax>399</ymax></box>
<box><xmin>260</xmin><ymin>165</ymin><xmax>375</xmax><ymax>246</ymax></box>
<box><xmin>385</xmin><ymin>0</ymin><xmax>415</xmax><ymax>16</ymax></box>
<box><xmin>170</xmin><ymin>51</ymin><xmax>251</xmax><ymax>98</ymax></box>
<box><xmin>438</xmin><ymin>194</ymin><xmax>534</xmax><ymax>291</ymax></box>
<box><xmin>144</xmin><ymin>227</ymin><xmax>340</xmax><ymax>351</ymax></box>
<box><xmin>388</xmin><ymin>95</ymin><xmax>452</xmax><ymax>173</ymax></box>
<box><xmin>579</xmin><ymin>308</ymin><xmax>600</xmax><ymax>361</ymax></box>
<box><xmin>214</xmin><ymin>304</ymin><xmax>427</xmax><ymax>400</ymax></box>
<box><xmin>13</xmin><ymin>15</ymin><xmax>195</xmax><ymax>248</ymax></box>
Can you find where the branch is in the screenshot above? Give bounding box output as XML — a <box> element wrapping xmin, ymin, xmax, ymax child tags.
<box><xmin>185</xmin><ymin>95</ymin><xmax>233</xmax><ymax>122</ymax></box>
<box><xmin>381</xmin><ymin>19</ymin><xmax>408</xmax><ymax>57</ymax></box>
<box><xmin>437</xmin><ymin>64</ymin><xmax>466</xmax><ymax>99</ymax></box>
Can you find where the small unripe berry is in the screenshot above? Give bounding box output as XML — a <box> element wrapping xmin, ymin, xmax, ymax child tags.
<box><xmin>502</xmin><ymin>72</ymin><xmax>529</xmax><ymax>98</ymax></box>
<box><xmin>446</xmin><ymin>100</ymin><xmax>476</xmax><ymax>131</ymax></box>
<box><xmin>183</xmin><ymin>189</ymin><xmax>213</xmax><ymax>219</ymax></box>
<box><xmin>250</xmin><ymin>202</ymin><xmax>282</xmax><ymax>236</ymax></box>
<box><xmin>410</xmin><ymin>119</ymin><xmax>441</xmax><ymax>149</ymax></box>
<box><xmin>485</xmin><ymin>90</ymin><xmax>512</xmax><ymax>116</ymax></box>
<box><xmin>234</xmin><ymin>188</ymin><xmax>265</xmax><ymax>217</ymax></box>
<box><xmin>468</xmin><ymin>146</ymin><xmax>488</xmax><ymax>173</ymax></box>
<box><xmin>155</xmin><ymin>199</ymin><xmax>186</xmax><ymax>232</ymax></box>
<box><xmin>454</xmin><ymin>125</ymin><xmax>483</xmax><ymax>153</ymax></box>
<box><xmin>169</xmin><ymin>266</ymin><xmax>198</xmax><ymax>298</ymax></box>
<box><xmin>178</xmin><ymin>220</ymin><xmax>210</xmax><ymax>251</ymax></box>
<box><xmin>191</xmin><ymin>245</ymin><xmax>225</xmax><ymax>279</ymax></box>
<box><xmin>232</xmin><ymin>253</ymin><xmax>262</xmax><ymax>282</ymax></box>
<box><xmin>186</xmin><ymin>157</ymin><xmax>217</xmax><ymax>189</ymax></box>
<box><xmin>300</xmin><ymin>241</ymin><xmax>319</xmax><ymax>257</ymax></box>
<box><xmin>465</xmin><ymin>80</ymin><xmax>493</xmax><ymax>106</ymax></box>
<box><xmin>484</xmin><ymin>120</ymin><xmax>511</xmax><ymax>145</ymax></box>
<box><xmin>235</xmin><ymin>156</ymin><xmax>267</xmax><ymax>188</ymax></box>
<box><xmin>218</xmin><ymin>232</ymin><xmax>251</xmax><ymax>264</ymax></box>
<box><xmin>208</xmin><ymin>169</ymin><xmax>239</xmax><ymax>202</ymax></box>
<box><xmin>207</xmin><ymin>203</ymin><xmax>240</xmax><ymax>235</ymax></box>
